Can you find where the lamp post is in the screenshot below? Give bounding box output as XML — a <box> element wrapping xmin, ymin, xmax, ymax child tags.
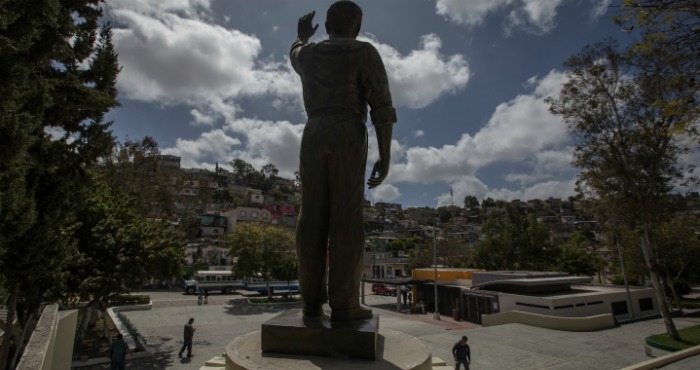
<box><xmin>433</xmin><ymin>227</ymin><xmax>440</xmax><ymax>320</ymax></box>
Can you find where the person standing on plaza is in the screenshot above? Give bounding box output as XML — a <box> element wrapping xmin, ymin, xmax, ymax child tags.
<box><xmin>452</xmin><ymin>335</ymin><xmax>471</xmax><ymax>370</ymax></box>
<box><xmin>178</xmin><ymin>318</ymin><xmax>196</xmax><ymax>358</ymax></box>
<box><xmin>292</xmin><ymin>0</ymin><xmax>397</xmax><ymax>322</ymax></box>
<box><xmin>108</xmin><ymin>333</ymin><xmax>129</xmax><ymax>370</ymax></box>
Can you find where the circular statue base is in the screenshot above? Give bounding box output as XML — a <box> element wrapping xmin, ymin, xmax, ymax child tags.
<box><xmin>225</xmin><ymin>328</ymin><xmax>432</xmax><ymax>370</ymax></box>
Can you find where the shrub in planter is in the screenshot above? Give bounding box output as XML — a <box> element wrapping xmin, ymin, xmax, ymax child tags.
<box><xmin>109</xmin><ymin>294</ymin><xmax>150</xmax><ymax>306</ymax></box>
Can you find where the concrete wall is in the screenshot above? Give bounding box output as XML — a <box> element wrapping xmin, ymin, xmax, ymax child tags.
<box><xmin>16</xmin><ymin>305</ymin><xmax>77</xmax><ymax>370</ymax></box>
<box><xmin>482</xmin><ymin>310</ymin><xmax>616</xmax><ymax>331</ymax></box>
<box><xmin>497</xmin><ymin>287</ymin><xmax>659</xmax><ymax>319</ymax></box>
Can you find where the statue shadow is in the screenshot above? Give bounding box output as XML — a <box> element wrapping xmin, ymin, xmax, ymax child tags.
<box><xmin>223</xmin><ymin>298</ymin><xmax>301</xmax><ymax>316</ymax></box>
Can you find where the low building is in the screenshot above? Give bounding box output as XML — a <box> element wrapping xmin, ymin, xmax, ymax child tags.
<box><xmin>409</xmin><ymin>269</ymin><xmax>660</xmax><ymax>328</ymax></box>
<box><xmin>462</xmin><ymin>271</ymin><xmax>660</xmax><ymax>325</ymax></box>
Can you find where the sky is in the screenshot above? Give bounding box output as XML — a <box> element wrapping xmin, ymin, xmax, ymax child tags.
<box><xmin>102</xmin><ymin>0</ymin><xmax>634</xmax><ymax>208</ymax></box>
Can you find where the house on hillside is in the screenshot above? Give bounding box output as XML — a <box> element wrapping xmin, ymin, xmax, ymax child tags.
<box><xmin>221</xmin><ymin>206</ymin><xmax>272</xmax><ymax>231</ymax></box>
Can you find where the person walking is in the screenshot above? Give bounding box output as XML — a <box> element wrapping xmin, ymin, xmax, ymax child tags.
<box><xmin>108</xmin><ymin>333</ymin><xmax>129</xmax><ymax>370</ymax></box>
<box><xmin>452</xmin><ymin>335</ymin><xmax>471</xmax><ymax>370</ymax></box>
<box><xmin>178</xmin><ymin>318</ymin><xmax>196</xmax><ymax>358</ymax></box>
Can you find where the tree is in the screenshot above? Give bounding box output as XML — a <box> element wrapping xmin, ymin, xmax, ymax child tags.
<box><xmin>389</xmin><ymin>237</ymin><xmax>423</xmax><ymax>259</ymax></box>
<box><xmin>463</xmin><ymin>195</ymin><xmax>480</xmax><ymax>212</ymax></box>
<box><xmin>66</xmin><ymin>174</ymin><xmax>184</xmax><ymax>340</ymax></box>
<box><xmin>481</xmin><ymin>197</ymin><xmax>496</xmax><ymax>208</ymax></box>
<box><xmin>474</xmin><ymin>204</ymin><xmax>557</xmax><ymax>271</ymax></box>
<box><xmin>272</xmin><ymin>253</ymin><xmax>299</xmax><ymax>297</ymax></box>
<box><xmin>547</xmin><ymin>39</ymin><xmax>698</xmax><ymax>340</ymax></box>
<box><xmin>0</xmin><ymin>2</ymin><xmax>121</xmax><ymax>366</ymax></box>
<box><xmin>230</xmin><ymin>159</ymin><xmax>256</xmax><ymax>186</ymax></box>
<box><xmin>227</xmin><ymin>224</ymin><xmax>295</xmax><ymax>299</ymax></box>
<box><xmin>654</xmin><ymin>215</ymin><xmax>700</xmax><ymax>312</ymax></box>
<box><xmin>616</xmin><ymin>1</ymin><xmax>699</xmax><ymax>125</ymax></box>
<box><xmin>555</xmin><ymin>234</ymin><xmax>601</xmax><ymax>277</ymax></box>
<box><xmin>437</xmin><ymin>207</ymin><xmax>453</xmax><ymax>223</ymax></box>
<box><xmin>101</xmin><ymin>137</ymin><xmax>171</xmax><ymax>217</ymax></box>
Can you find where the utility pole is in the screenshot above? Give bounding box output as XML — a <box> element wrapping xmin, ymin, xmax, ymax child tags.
<box><xmin>433</xmin><ymin>228</ymin><xmax>440</xmax><ymax>320</ymax></box>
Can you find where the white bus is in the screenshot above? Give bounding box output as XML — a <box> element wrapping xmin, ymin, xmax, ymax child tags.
<box><xmin>183</xmin><ymin>270</ymin><xmax>300</xmax><ymax>295</ymax></box>
<box><xmin>183</xmin><ymin>270</ymin><xmax>244</xmax><ymax>294</ymax></box>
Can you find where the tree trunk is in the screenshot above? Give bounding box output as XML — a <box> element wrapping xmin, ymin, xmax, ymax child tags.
<box><xmin>666</xmin><ymin>274</ymin><xmax>683</xmax><ymax>314</ymax></box>
<box><xmin>102</xmin><ymin>308</ymin><xmax>111</xmax><ymax>339</ymax></box>
<box><xmin>0</xmin><ymin>284</ymin><xmax>19</xmax><ymax>370</ymax></box>
<box><xmin>75</xmin><ymin>304</ymin><xmax>93</xmax><ymax>344</ymax></box>
<box><xmin>9</xmin><ymin>312</ymin><xmax>34</xmax><ymax>370</ymax></box>
<box><xmin>641</xmin><ymin>225</ymin><xmax>680</xmax><ymax>340</ymax></box>
<box><xmin>266</xmin><ymin>279</ymin><xmax>272</xmax><ymax>300</ymax></box>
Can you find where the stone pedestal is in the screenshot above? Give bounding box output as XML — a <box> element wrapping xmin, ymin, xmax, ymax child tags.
<box><xmin>225</xmin><ymin>329</ymin><xmax>432</xmax><ymax>370</ymax></box>
<box><xmin>261</xmin><ymin>309</ymin><xmax>378</xmax><ymax>360</ymax></box>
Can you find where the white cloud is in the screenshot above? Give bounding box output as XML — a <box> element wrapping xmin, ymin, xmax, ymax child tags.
<box><xmin>435</xmin><ymin>177</ymin><xmax>575</xmax><ymax>206</ymax></box>
<box><xmin>111</xmin><ymin>10</ymin><xmax>286</xmax><ymax>103</ymax></box>
<box><xmin>485</xmin><ymin>179</ymin><xmax>576</xmax><ymax>202</ymax></box>
<box><xmin>414</xmin><ymin>130</ymin><xmax>425</xmax><ymax>138</ymax></box>
<box><xmin>435</xmin><ymin>0</ymin><xmax>513</xmax><ymax>28</ymax></box>
<box><xmin>435</xmin><ymin>0</ymin><xmax>606</xmax><ymax>35</ymax></box>
<box><xmin>363</xmin><ymin>34</ymin><xmax>471</xmax><ymax>109</ymax></box>
<box><xmin>160</xmin><ymin>117</ymin><xmax>303</xmax><ymax>178</ymax></box>
<box><xmin>591</xmin><ymin>0</ymin><xmax>613</xmax><ymax>18</ymax></box>
<box><xmin>161</xmin><ymin>129</ymin><xmax>241</xmax><ymax>168</ymax></box>
<box><xmin>189</xmin><ymin>109</ymin><xmax>216</xmax><ymax>126</ymax></box>
<box><xmin>224</xmin><ymin>118</ymin><xmax>304</xmax><ymax>176</ymax></box>
<box><xmin>389</xmin><ymin>70</ymin><xmax>567</xmax><ymax>185</ymax></box>
<box><xmin>505</xmin><ymin>0</ymin><xmax>564</xmax><ymax>35</ymax></box>
<box><xmin>505</xmin><ymin>149</ymin><xmax>574</xmax><ymax>185</ymax></box>
<box><xmin>105</xmin><ymin>0</ymin><xmax>212</xmax><ymax>20</ymax></box>
<box><xmin>109</xmin><ymin>2</ymin><xmax>470</xmax><ymax>124</ymax></box>
<box><xmin>370</xmin><ymin>184</ymin><xmax>402</xmax><ymax>203</ymax></box>
<box><xmin>435</xmin><ymin>176</ymin><xmax>490</xmax><ymax>206</ymax></box>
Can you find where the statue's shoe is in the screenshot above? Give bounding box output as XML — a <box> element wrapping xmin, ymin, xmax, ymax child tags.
<box><xmin>331</xmin><ymin>306</ymin><xmax>373</xmax><ymax>322</ymax></box>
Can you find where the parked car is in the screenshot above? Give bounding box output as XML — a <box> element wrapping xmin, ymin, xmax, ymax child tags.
<box><xmin>372</xmin><ymin>283</ymin><xmax>397</xmax><ymax>296</ymax></box>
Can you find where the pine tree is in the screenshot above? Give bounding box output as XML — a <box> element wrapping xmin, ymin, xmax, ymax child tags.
<box><xmin>0</xmin><ymin>2</ymin><xmax>120</xmax><ymax>367</ymax></box>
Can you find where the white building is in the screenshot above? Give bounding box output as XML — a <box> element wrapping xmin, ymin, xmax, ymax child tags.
<box><xmin>461</xmin><ymin>271</ymin><xmax>659</xmax><ymax>324</ymax></box>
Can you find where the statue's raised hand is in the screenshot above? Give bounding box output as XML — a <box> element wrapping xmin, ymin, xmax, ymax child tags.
<box><xmin>298</xmin><ymin>11</ymin><xmax>318</xmax><ymax>40</ymax></box>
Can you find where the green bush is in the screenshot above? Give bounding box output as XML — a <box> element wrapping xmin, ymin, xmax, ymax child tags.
<box><xmin>109</xmin><ymin>294</ymin><xmax>150</xmax><ymax>306</ymax></box>
<box><xmin>611</xmin><ymin>275</ymin><xmax>640</xmax><ymax>286</ymax></box>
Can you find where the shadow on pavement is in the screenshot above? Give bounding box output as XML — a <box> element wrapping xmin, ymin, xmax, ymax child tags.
<box><xmin>143</xmin><ymin>336</ymin><xmax>177</xmax><ymax>369</ymax></box>
<box><xmin>223</xmin><ymin>298</ymin><xmax>301</xmax><ymax>316</ymax></box>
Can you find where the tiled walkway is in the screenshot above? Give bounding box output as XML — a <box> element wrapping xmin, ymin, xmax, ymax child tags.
<box><xmin>75</xmin><ymin>295</ymin><xmax>700</xmax><ymax>370</ymax></box>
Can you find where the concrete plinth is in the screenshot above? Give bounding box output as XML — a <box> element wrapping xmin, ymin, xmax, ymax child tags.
<box><xmin>261</xmin><ymin>309</ymin><xmax>378</xmax><ymax>360</ymax></box>
<box><xmin>225</xmin><ymin>329</ymin><xmax>432</xmax><ymax>370</ymax></box>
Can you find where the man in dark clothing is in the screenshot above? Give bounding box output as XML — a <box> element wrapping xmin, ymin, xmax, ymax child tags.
<box><xmin>452</xmin><ymin>335</ymin><xmax>471</xmax><ymax>370</ymax></box>
<box><xmin>109</xmin><ymin>333</ymin><xmax>129</xmax><ymax>370</ymax></box>
<box><xmin>178</xmin><ymin>318</ymin><xmax>196</xmax><ymax>358</ymax></box>
<box><xmin>292</xmin><ymin>0</ymin><xmax>396</xmax><ymax>323</ymax></box>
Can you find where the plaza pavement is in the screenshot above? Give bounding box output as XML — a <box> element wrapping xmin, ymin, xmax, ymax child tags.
<box><xmin>91</xmin><ymin>291</ymin><xmax>700</xmax><ymax>370</ymax></box>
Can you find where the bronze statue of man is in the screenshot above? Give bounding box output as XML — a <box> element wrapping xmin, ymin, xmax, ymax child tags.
<box><xmin>291</xmin><ymin>1</ymin><xmax>396</xmax><ymax>322</ymax></box>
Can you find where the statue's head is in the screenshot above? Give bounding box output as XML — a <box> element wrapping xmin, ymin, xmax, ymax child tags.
<box><xmin>325</xmin><ymin>1</ymin><xmax>362</xmax><ymax>39</ymax></box>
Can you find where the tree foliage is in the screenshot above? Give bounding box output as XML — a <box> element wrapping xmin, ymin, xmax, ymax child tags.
<box><xmin>463</xmin><ymin>195</ymin><xmax>480</xmax><ymax>211</ymax></box>
<box><xmin>0</xmin><ymin>1</ymin><xmax>121</xmax><ymax>367</ymax></box>
<box><xmin>547</xmin><ymin>38</ymin><xmax>697</xmax><ymax>340</ymax></box>
<box><xmin>66</xmin><ymin>173</ymin><xmax>185</xmax><ymax>339</ymax></box>
<box><xmin>227</xmin><ymin>223</ymin><xmax>296</xmax><ymax>298</ymax></box>
<box><xmin>614</xmin><ymin>1</ymin><xmax>700</xmax><ymax>140</ymax></box>
<box><xmin>474</xmin><ymin>204</ymin><xmax>557</xmax><ymax>271</ymax></box>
